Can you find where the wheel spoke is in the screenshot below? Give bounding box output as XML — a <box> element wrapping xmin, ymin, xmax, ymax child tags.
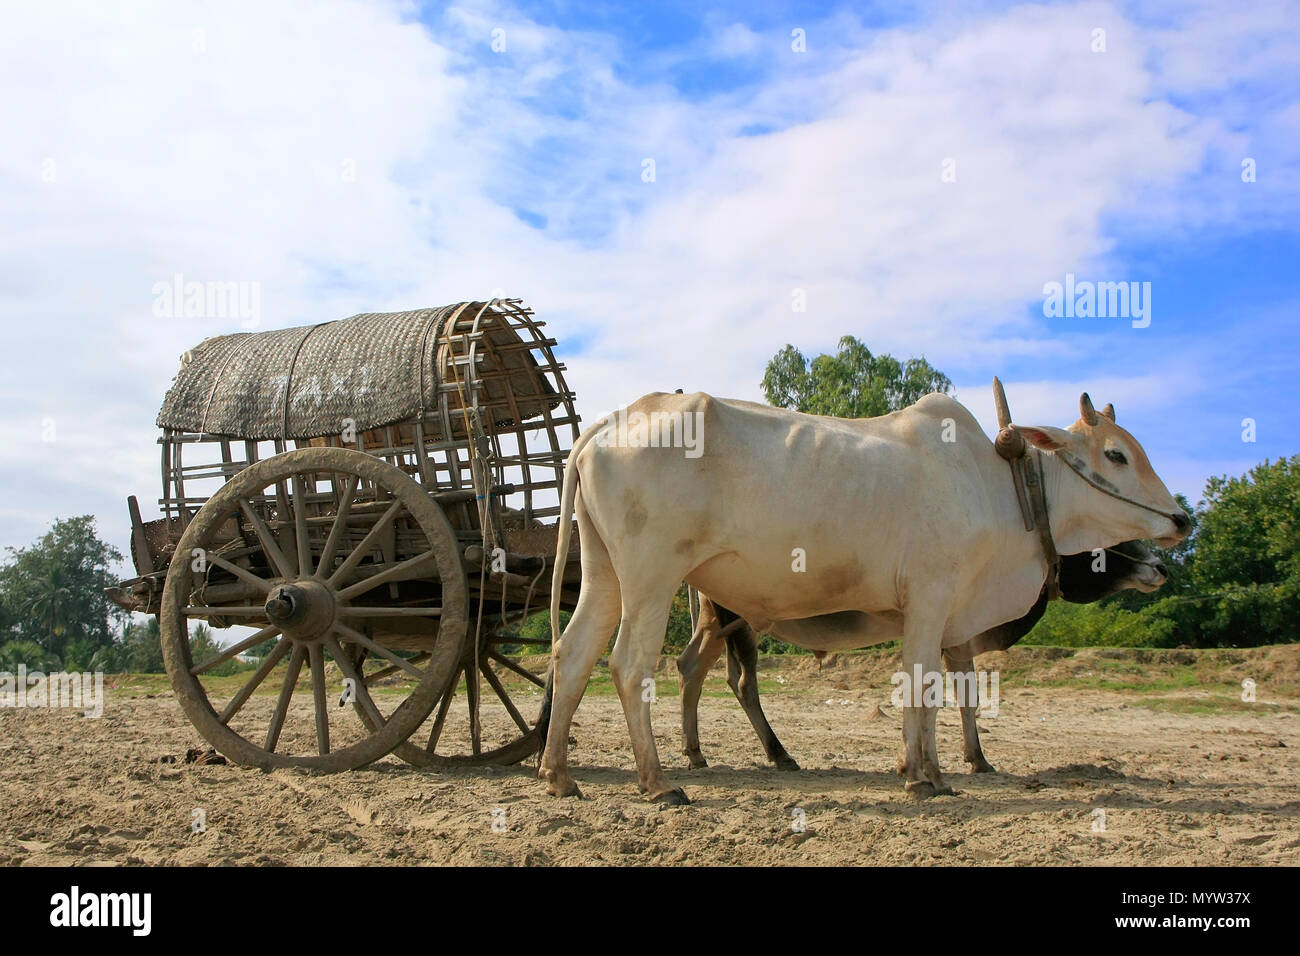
<box><xmin>275</xmin><ymin>480</ymin><xmax>297</xmax><ymax>573</ymax></box>
<box><xmin>425</xmin><ymin>679</ymin><xmax>456</xmax><ymax>752</ymax></box>
<box><xmin>266</xmin><ymin>643</ymin><xmax>306</xmax><ymax>752</ymax></box>
<box><xmin>488</xmin><ymin>635</ymin><xmax>552</xmax><ymax>647</ymax></box>
<box><xmin>328</xmin><ymin>498</ymin><xmax>404</xmax><ymax>587</ymax></box>
<box><xmin>335</xmin><ymin>605</ymin><xmax>442</xmax><ymax>618</ymax></box>
<box><xmin>361</xmin><ymin>652</ymin><xmax>431</xmax><ymax>686</ymax></box>
<box><xmin>240</xmin><ymin>500</ymin><xmax>295</xmax><ymax>579</ymax></box>
<box><xmin>192</xmin><ymin>623</ymin><xmax>281</xmax><ymax>675</ymax></box>
<box><xmin>335</xmin><ymin>550</ymin><xmax>437</xmax><ymax>602</ymax></box>
<box><xmin>205</xmin><ymin>553</ymin><xmax>274</xmax><ymax>595</ymax></box>
<box><xmin>162</xmin><ymin>443</ymin><xmax>472</xmax><ymax>772</ymax></box>
<box><xmin>293</xmin><ymin>474</ymin><xmax>312</xmax><ymax>578</ymax></box>
<box><xmin>481</xmin><ymin>660</ymin><xmax>531</xmax><ymax>735</ymax></box>
<box><xmin>309</xmin><ymin>642</ymin><xmax>330</xmax><ymax>755</ymax></box>
<box><xmin>323</xmin><ymin>633</ymin><xmax>384</xmax><ymax>727</ymax></box>
<box><xmin>315</xmin><ymin>475</ymin><xmax>358</xmax><ymax>579</ymax></box>
<box><xmin>466</xmin><ymin>664</ymin><xmax>482</xmax><ymax>756</ymax></box>
<box><xmin>488</xmin><ymin>650</ymin><xmax>547</xmax><ymax>688</ymax></box>
<box><xmin>184</xmin><ymin>605</ymin><xmax>270</xmax><ymax>617</ymax></box>
<box><xmin>218</xmin><ymin>637</ymin><xmax>289</xmax><ymax>723</ymax></box>
<box><xmin>333</xmin><ymin>622</ymin><xmax>426</xmax><ymax>680</ymax></box>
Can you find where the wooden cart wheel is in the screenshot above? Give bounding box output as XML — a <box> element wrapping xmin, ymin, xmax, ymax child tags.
<box><xmin>352</xmin><ymin>621</ymin><xmax>551</xmax><ymax>766</ymax></box>
<box><xmin>158</xmin><ymin>447</ymin><xmax>467</xmax><ymax>772</ymax></box>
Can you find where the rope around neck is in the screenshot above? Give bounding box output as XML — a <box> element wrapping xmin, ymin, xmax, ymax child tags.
<box><xmin>1054</xmin><ymin>450</ymin><xmax>1178</xmax><ymax>522</ymax></box>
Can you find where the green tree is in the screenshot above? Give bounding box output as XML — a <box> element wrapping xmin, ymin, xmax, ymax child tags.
<box><xmin>762</xmin><ymin>336</ymin><xmax>953</xmax><ymax>418</ymax></box>
<box><xmin>186</xmin><ymin>623</ymin><xmax>254</xmax><ymax>676</ymax></box>
<box><xmin>1179</xmin><ymin>457</ymin><xmax>1300</xmax><ymax>646</ymax></box>
<box><xmin>122</xmin><ymin>617</ymin><xmax>165</xmax><ymax>673</ymax></box>
<box><xmin>664</xmin><ymin>586</ymin><xmax>694</xmax><ymax>651</ymax></box>
<box><xmin>24</xmin><ymin>562</ymin><xmax>73</xmax><ymax>649</ymax></box>
<box><xmin>518</xmin><ymin>609</ymin><xmax>571</xmax><ymax>644</ymax></box>
<box><xmin>516</xmin><ymin>585</ymin><xmax>697</xmax><ymax>652</ymax></box>
<box><xmin>1023</xmin><ymin>599</ymin><xmax>1179</xmax><ymax>648</ymax></box>
<box><xmin>0</xmin><ymin>639</ymin><xmax>63</xmax><ymax>671</ymax></box>
<box><xmin>0</xmin><ymin>516</ymin><xmax>125</xmax><ymax>659</ymax></box>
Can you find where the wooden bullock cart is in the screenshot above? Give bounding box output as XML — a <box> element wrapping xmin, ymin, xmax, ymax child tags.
<box><xmin>107</xmin><ymin>300</ymin><xmax>581</xmax><ymax>771</ymax></box>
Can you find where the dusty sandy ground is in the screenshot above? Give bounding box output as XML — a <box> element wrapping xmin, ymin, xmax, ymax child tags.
<box><xmin>1</xmin><ymin>650</ymin><xmax>1297</xmax><ymax>866</ymax></box>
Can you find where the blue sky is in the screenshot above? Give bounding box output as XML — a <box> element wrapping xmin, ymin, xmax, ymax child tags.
<box><xmin>0</xmin><ymin>0</ymin><xmax>1297</xmax><ymax>566</ymax></box>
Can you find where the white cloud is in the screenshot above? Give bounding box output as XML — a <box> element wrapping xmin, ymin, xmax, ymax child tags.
<box><xmin>0</xmin><ymin>0</ymin><xmax>1292</xmax><ymax>562</ymax></box>
<box><xmin>712</xmin><ymin>22</ymin><xmax>763</xmax><ymax>58</ymax></box>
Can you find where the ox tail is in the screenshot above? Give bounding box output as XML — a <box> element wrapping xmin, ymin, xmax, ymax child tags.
<box><xmin>538</xmin><ymin>418</ymin><xmax>609</xmax><ymax>753</ymax></box>
<box><xmin>549</xmin><ymin>417</ymin><xmax>607</xmax><ymax>645</ymax></box>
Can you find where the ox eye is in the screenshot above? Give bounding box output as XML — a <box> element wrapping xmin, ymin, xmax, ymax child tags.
<box><xmin>1105</xmin><ymin>448</ymin><xmax>1128</xmax><ymax>465</ymax></box>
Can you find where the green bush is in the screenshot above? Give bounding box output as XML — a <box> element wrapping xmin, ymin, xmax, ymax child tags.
<box><xmin>1022</xmin><ymin>599</ymin><xmax>1179</xmax><ymax>648</ymax></box>
<box><xmin>188</xmin><ymin>624</ymin><xmax>257</xmax><ymax>676</ymax></box>
<box><xmin>511</xmin><ymin>584</ymin><xmax>698</xmax><ymax>652</ymax></box>
<box><xmin>0</xmin><ymin>639</ymin><xmax>62</xmax><ymax>671</ymax></box>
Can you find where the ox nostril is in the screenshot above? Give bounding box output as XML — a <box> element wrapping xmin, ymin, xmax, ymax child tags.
<box><xmin>1171</xmin><ymin>512</ymin><xmax>1190</xmax><ymax>532</ymax></box>
<box><xmin>1155</xmin><ymin>563</ymin><xmax>1168</xmax><ymax>578</ymax></box>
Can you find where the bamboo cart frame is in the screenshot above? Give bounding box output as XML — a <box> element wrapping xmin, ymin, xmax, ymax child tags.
<box><xmin>108</xmin><ymin>300</ymin><xmax>582</xmax><ymax>771</ymax></box>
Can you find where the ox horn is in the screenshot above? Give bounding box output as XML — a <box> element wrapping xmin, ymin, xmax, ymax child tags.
<box><xmin>1101</xmin><ymin>402</ymin><xmax>1115</xmax><ymax>422</ymax></box>
<box><xmin>1080</xmin><ymin>392</ymin><xmax>1100</xmax><ymax>426</ymax></box>
<box><xmin>992</xmin><ymin>376</ymin><xmax>1012</xmax><ymax>428</ymax></box>
<box><xmin>992</xmin><ymin>376</ymin><xmax>1026</xmax><ymax>460</ymax></box>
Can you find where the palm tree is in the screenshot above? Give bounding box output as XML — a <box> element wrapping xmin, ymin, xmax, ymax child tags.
<box><xmin>0</xmin><ymin>639</ymin><xmax>61</xmax><ymax>672</ymax></box>
<box><xmin>124</xmin><ymin>617</ymin><xmax>165</xmax><ymax>673</ymax></box>
<box><xmin>24</xmin><ymin>562</ymin><xmax>72</xmax><ymax>658</ymax></box>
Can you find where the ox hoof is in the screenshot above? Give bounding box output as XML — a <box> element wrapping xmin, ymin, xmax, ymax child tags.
<box><xmin>540</xmin><ymin>770</ymin><xmax>583</xmax><ymax>799</ymax></box>
<box><xmin>686</xmin><ymin>753</ymin><xmax>708</xmax><ymax>770</ymax></box>
<box><xmin>905</xmin><ymin>780</ymin><xmax>954</xmax><ymax>800</ymax></box>
<box><xmin>969</xmin><ymin>758</ymin><xmax>997</xmax><ymax>774</ymax></box>
<box><xmin>773</xmin><ymin>755</ymin><xmax>801</xmax><ymax>772</ymax></box>
<box><xmin>905</xmin><ymin>781</ymin><xmax>937</xmax><ymax>800</ymax></box>
<box><xmin>651</xmin><ymin>787</ymin><xmax>691</xmax><ymax>806</ymax></box>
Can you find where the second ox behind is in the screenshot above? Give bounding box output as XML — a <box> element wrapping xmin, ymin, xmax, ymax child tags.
<box><xmin>677</xmin><ymin>536</ymin><xmax>1168</xmax><ymax>775</ymax></box>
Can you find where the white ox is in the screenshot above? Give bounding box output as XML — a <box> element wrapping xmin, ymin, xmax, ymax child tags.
<box><xmin>542</xmin><ymin>389</ymin><xmax>1189</xmax><ymax>803</ymax></box>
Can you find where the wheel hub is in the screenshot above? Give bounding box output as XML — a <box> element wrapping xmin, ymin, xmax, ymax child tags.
<box><xmin>264</xmin><ymin>579</ymin><xmax>336</xmax><ymax>640</ymax></box>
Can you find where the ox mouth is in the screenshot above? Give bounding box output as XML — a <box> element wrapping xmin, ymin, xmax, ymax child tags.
<box><xmin>1132</xmin><ymin>561</ymin><xmax>1169</xmax><ymax>592</ymax></box>
<box><xmin>1156</xmin><ymin>512</ymin><xmax>1192</xmax><ymax>547</ymax></box>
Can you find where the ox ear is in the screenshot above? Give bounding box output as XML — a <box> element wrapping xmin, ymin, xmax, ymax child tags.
<box><xmin>1014</xmin><ymin>424</ymin><xmax>1075</xmax><ymax>452</ymax></box>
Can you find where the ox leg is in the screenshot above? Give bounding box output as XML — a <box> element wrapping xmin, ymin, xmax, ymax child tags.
<box><xmin>899</xmin><ymin>603</ymin><xmax>952</xmax><ymax>799</ymax></box>
<box><xmin>539</xmin><ymin>506</ymin><xmax>622</xmax><ymax>800</ymax></box>
<box><xmin>943</xmin><ymin>647</ymin><xmax>995</xmax><ymax>774</ymax></box>
<box><xmin>677</xmin><ymin>605</ymin><xmax>725</xmax><ymax>769</ymax></box>
<box><xmin>609</xmin><ymin>584</ymin><xmax>689</xmax><ymax>805</ymax></box>
<box><xmin>726</xmin><ymin>628</ymin><xmax>799</xmax><ymax>770</ymax></box>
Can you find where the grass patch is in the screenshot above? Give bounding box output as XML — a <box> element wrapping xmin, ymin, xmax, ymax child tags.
<box><xmin>1126</xmin><ymin>695</ymin><xmax>1299</xmax><ymax>716</ymax></box>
